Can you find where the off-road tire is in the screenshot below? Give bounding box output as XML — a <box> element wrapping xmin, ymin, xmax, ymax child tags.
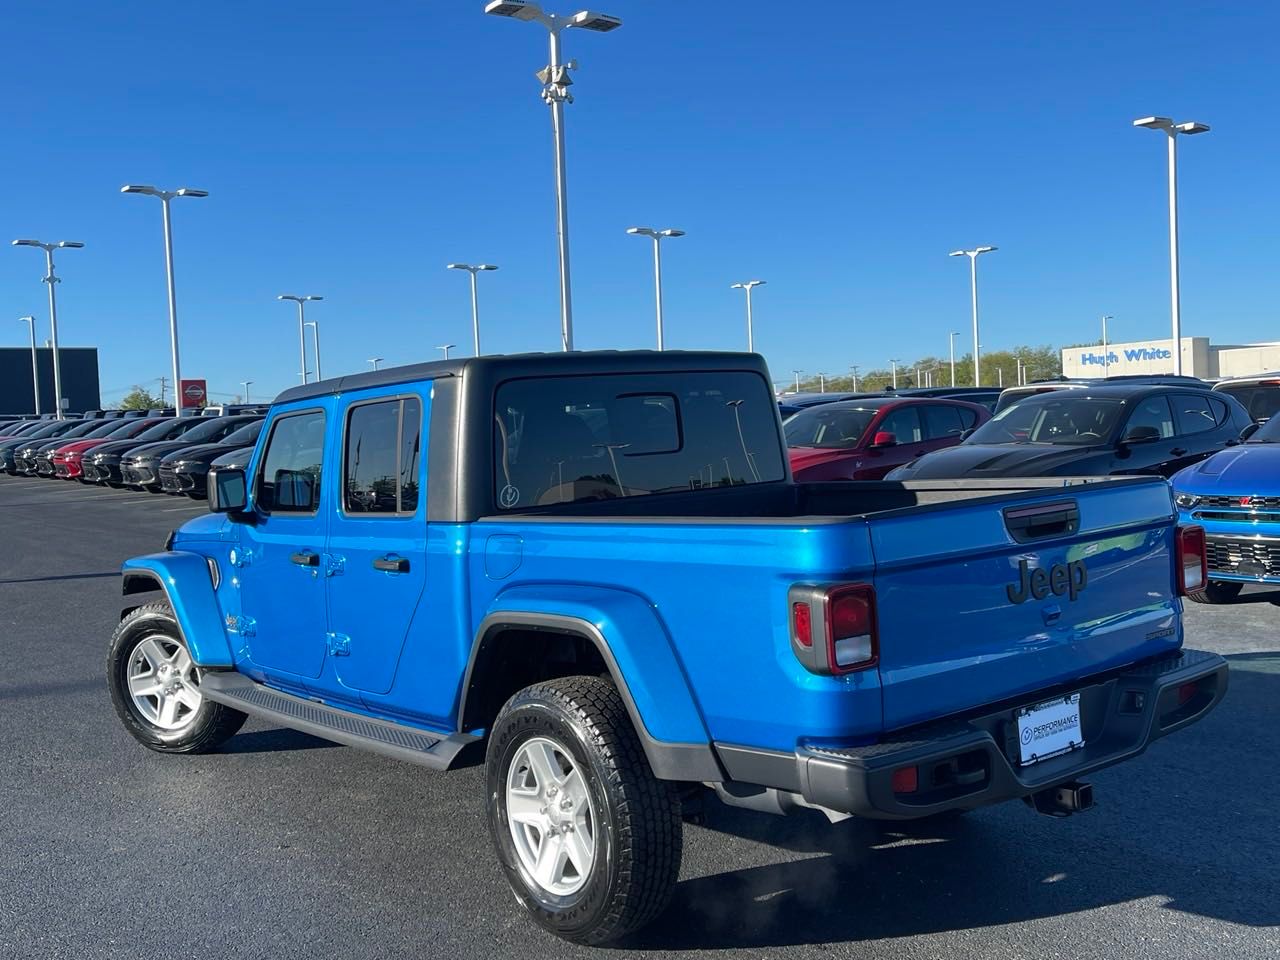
<box><xmin>107</xmin><ymin>601</ymin><xmax>247</xmax><ymax>753</ymax></box>
<box><xmin>486</xmin><ymin>675</ymin><xmax>682</xmax><ymax>945</ymax></box>
<box><xmin>1187</xmin><ymin>580</ymin><xmax>1244</xmax><ymax>604</ymax></box>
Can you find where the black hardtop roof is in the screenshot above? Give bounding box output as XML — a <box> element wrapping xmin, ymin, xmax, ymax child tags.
<box><xmin>274</xmin><ymin>350</ymin><xmax>771</xmax><ymax>405</ymax></box>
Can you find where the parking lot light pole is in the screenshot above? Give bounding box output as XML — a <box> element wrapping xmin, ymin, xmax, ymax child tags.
<box><xmin>121</xmin><ymin>185</ymin><xmax>207</xmax><ymax>416</ymax></box>
<box><xmin>1102</xmin><ymin>315</ymin><xmax>1113</xmax><ymax>376</ymax></box>
<box><xmin>849</xmin><ymin>364</ymin><xmax>859</xmax><ymax>391</ymax></box>
<box><xmin>368</xmin><ymin>357</ymin><xmax>384</xmax><ymax>371</ymax></box>
<box><xmin>792</xmin><ymin>369</ymin><xmax>802</xmax><ymax>393</ymax></box>
<box><xmin>731</xmin><ymin>280</ymin><xmax>766</xmax><ymax>352</ymax></box>
<box><xmin>18</xmin><ymin>316</ymin><xmax>40</xmax><ymax>415</ymax></box>
<box><xmin>278</xmin><ymin>295</ymin><xmax>322</xmax><ymax>384</ymax></box>
<box><xmin>948</xmin><ymin>246</ymin><xmax>996</xmax><ymax>386</ymax></box>
<box><xmin>447</xmin><ymin>263</ymin><xmax>499</xmax><ymax>356</ymax></box>
<box><xmin>890</xmin><ymin>359</ymin><xmax>901</xmax><ymax>390</ymax></box>
<box><xmin>437</xmin><ymin>344</ymin><xmax>456</xmax><ymax>360</ymax></box>
<box><xmin>304</xmin><ymin>321</ymin><xmax>323</xmax><ymax>381</ymax></box>
<box><xmin>1133</xmin><ymin>116</ymin><xmax>1209</xmax><ymax>377</ymax></box>
<box><xmin>485</xmin><ymin>1</ymin><xmax>623</xmax><ymax>353</ymax></box>
<box><xmin>626</xmin><ymin>227</ymin><xmax>685</xmax><ymax>350</ymax></box>
<box><xmin>949</xmin><ymin>330</ymin><xmax>961</xmax><ymax>387</ymax></box>
<box><xmin>240</xmin><ymin>380</ymin><xmax>254</xmax><ymax>403</ymax></box>
<box><xmin>12</xmin><ymin>239</ymin><xmax>83</xmax><ymax>419</ymax></box>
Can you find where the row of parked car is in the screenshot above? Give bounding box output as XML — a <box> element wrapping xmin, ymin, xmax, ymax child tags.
<box><xmin>779</xmin><ymin>372</ymin><xmax>1280</xmax><ymax>603</ymax></box>
<box><xmin>0</xmin><ymin>406</ymin><xmax>267</xmax><ymax>498</ymax></box>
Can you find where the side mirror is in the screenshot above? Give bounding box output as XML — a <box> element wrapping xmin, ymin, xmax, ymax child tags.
<box><xmin>1240</xmin><ymin>422</ymin><xmax>1261</xmax><ymax>441</ymax></box>
<box><xmin>274</xmin><ymin>468</ymin><xmax>316</xmax><ymax>510</ymax></box>
<box><xmin>960</xmin><ymin>427</ymin><xmax>976</xmax><ymax>441</ymax></box>
<box><xmin>1121</xmin><ymin>426</ymin><xmax>1162</xmax><ymax>445</ymax></box>
<box><xmin>209</xmin><ymin>468</ymin><xmax>248</xmax><ymax>515</ymax></box>
<box><xmin>872</xmin><ymin>431</ymin><xmax>898</xmax><ymax>447</ymax></box>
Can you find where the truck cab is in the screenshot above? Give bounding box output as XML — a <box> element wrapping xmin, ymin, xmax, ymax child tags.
<box><xmin>107</xmin><ymin>351</ymin><xmax>1228</xmax><ymax>946</ymax></box>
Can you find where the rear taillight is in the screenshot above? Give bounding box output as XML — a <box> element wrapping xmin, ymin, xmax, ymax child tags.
<box><xmin>788</xmin><ymin>583</ymin><xmax>879</xmax><ymax>675</ymax></box>
<box><xmin>1176</xmin><ymin>525</ymin><xmax>1207</xmax><ymax>595</ymax></box>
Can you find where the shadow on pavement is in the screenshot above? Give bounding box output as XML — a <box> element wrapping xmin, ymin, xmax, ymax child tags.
<box><xmin>0</xmin><ymin>571</ymin><xmax>118</xmax><ymax>585</ymax></box>
<box><xmin>619</xmin><ymin>651</ymin><xmax>1279</xmax><ymax>951</ymax></box>
<box><xmin>220</xmin><ymin>728</ymin><xmax>340</xmax><ymax>754</ymax></box>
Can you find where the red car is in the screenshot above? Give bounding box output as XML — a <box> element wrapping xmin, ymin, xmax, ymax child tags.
<box><xmin>784</xmin><ymin>396</ymin><xmax>990</xmax><ymax>480</ymax></box>
<box><xmin>50</xmin><ymin>417</ymin><xmax>167</xmax><ymax>479</ymax></box>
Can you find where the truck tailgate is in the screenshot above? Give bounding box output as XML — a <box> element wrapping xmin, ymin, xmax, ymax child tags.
<box><xmin>870</xmin><ymin>478</ymin><xmax>1182</xmax><ymax>731</ymax></box>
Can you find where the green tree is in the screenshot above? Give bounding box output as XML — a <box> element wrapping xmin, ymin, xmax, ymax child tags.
<box><xmin>119</xmin><ymin>386</ymin><xmax>164</xmax><ymax>410</ymax></box>
<box><xmin>790</xmin><ymin>344</ymin><xmax>1062</xmax><ymax>395</ymax></box>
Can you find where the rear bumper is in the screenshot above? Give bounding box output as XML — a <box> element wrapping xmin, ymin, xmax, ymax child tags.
<box><xmin>717</xmin><ymin>649</ymin><xmax>1227</xmax><ymax>820</ymax></box>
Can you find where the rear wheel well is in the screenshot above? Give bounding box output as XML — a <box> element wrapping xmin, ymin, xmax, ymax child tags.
<box><xmin>461</xmin><ymin>627</ymin><xmax>610</xmax><ymax>735</ymax></box>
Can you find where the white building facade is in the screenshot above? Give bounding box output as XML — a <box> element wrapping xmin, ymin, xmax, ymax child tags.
<box><xmin>1061</xmin><ymin>337</ymin><xmax>1280</xmax><ymax>381</ymax></box>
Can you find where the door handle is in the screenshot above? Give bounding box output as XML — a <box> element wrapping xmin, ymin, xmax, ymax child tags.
<box><xmin>290</xmin><ymin>551</ymin><xmax>320</xmax><ymax>567</ymax></box>
<box><xmin>373</xmin><ymin>555</ymin><xmax>410</xmax><ymax>574</ymax></box>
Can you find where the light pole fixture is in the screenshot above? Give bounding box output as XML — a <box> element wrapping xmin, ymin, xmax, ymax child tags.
<box><xmin>278</xmin><ymin>295</ymin><xmax>323</xmax><ymax>384</ymax></box>
<box><xmin>626</xmin><ymin>227</ymin><xmax>685</xmax><ymax>350</ymax></box>
<box><xmin>121</xmin><ymin>185</ymin><xmax>208</xmax><ymax>416</ymax></box>
<box><xmin>485</xmin><ymin>1</ymin><xmax>622</xmax><ymax>353</ymax></box>
<box><xmin>949</xmin><ymin>330</ymin><xmax>961</xmax><ymax>387</ymax></box>
<box><xmin>731</xmin><ymin>280</ymin><xmax>766</xmax><ymax>352</ymax></box>
<box><xmin>447</xmin><ymin>263</ymin><xmax>499</xmax><ymax>356</ymax></box>
<box><xmin>889</xmin><ymin>359</ymin><xmax>901</xmax><ymax>390</ymax></box>
<box><xmin>1134</xmin><ymin>116</ymin><xmax>1210</xmax><ymax>376</ymax></box>
<box><xmin>12</xmin><ymin>239</ymin><xmax>84</xmax><ymax>419</ymax></box>
<box><xmin>304</xmin><ymin>320</ymin><xmax>323</xmax><ymax>381</ymax></box>
<box><xmin>240</xmin><ymin>380</ymin><xmax>254</xmax><ymax>403</ymax></box>
<box><xmin>1101</xmin><ymin>314</ymin><xmax>1113</xmax><ymax>377</ymax></box>
<box><xmin>18</xmin><ymin>316</ymin><xmax>40</xmax><ymax>415</ymax></box>
<box><xmin>437</xmin><ymin>343</ymin><xmax>456</xmax><ymax>360</ymax></box>
<box><xmin>948</xmin><ymin>246</ymin><xmax>997</xmax><ymax>386</ymax></box>
<box><xmin>368</xmin><ymin>357</ymin><xmax>384</xmax><ymax>371</ymax></box>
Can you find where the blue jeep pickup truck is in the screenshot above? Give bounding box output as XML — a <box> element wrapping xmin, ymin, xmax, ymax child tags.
<box><xmin>107</xmin><ymin>351</ymin><xmax>1228</xmax><ymax>944</ymax></box>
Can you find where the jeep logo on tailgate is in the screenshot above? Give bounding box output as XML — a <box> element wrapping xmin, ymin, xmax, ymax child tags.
<box><xmin>1006</xmin><ymin>559</ymin><xmax>1088</xmax><ymax>604</ymax></box>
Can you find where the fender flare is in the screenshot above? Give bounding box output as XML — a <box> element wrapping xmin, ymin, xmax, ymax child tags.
<box><xmin>121</xmin><ymin>552</ymin><xmax>235</xmax><ymax>668</ymax></box>
<box><xmin>464</xmin><ymin>585</ymin><xmax>723</xmax><ymax>783</ymax></box>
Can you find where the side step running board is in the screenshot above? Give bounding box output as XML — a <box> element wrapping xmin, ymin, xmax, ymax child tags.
<box><xmin>200</xmin><ymin>672</ymin><xmax>478</xmax><ymax>770</ymax></box>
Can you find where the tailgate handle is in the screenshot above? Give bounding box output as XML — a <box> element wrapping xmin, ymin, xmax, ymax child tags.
<box><xmin>1004</xmin><ymin>500</ymin><xmax>1079</xmax><ymax>543</ymax></box>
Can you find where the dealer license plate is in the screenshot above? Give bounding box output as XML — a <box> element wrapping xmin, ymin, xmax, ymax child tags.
<box><xmin>1016</xmin><ymin>693</ymin><xmax>1083</xmax><ymax>766</ymax></box>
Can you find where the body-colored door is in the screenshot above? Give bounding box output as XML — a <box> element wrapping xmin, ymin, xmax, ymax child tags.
<box><xmin>238</xmin><ymin>405</ymin><xmax>333</xmax><ymax>682</ymax></box>
<box><xmin>325</xmin><ymin>393</ymin><xmax>429</xmax><ymax>695</ymax></box>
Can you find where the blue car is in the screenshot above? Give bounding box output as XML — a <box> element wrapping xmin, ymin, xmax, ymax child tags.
<box><xmin>1173</xmin><ymin>415</ymin><xmax>1280</xmax><ymax>602</ymax></box>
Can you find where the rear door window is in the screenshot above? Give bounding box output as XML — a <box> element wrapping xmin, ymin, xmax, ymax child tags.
<box><xmin>922</xmin><ymin>404</ymin><xmax>964</xmax><ymax>441</ymax></box>
<box><xmin>1171</xmin><ymin>394</ymin><xmax>1217</xmax><ymax>436</ymax></box>
<box><xmin>343</xmin><ymin>397</ymin><xmax>421</xmax><ymax>515</ymax></box>
<box><xmin>256</xmin><ymin>410</ymin><xmax>326</xmax><ymax>514</ymax></box>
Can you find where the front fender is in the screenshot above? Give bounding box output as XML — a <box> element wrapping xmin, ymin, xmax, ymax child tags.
<box><xmin>475</xmin><ymin>583</ymin><xmax>721</xmax><ymax>782</ymax></box>
<box><xmin>122</xmin><ymin>552</ymin><xmax>234</xmax><ymax>667</ymax></box>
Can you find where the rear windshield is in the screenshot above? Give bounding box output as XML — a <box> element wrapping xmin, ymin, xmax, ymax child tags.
<box><xmin>784</xmin><ymin>405</ymin><xmax>878</xmax><ymax>448</ymax></box>
<box><xmin>1216</xmin><ymin>384</ymin><xmax>1280</xmax><ymax>423</ymax></box>
<box><xmin>968</xmin><ymin>397</ymin><xmax>1124</xmax><ymax>445</ymax></box>
<box><xmin>493</xmin><ymin>371</ymin><xmax>785</xmax><ymax>510</ymax></box>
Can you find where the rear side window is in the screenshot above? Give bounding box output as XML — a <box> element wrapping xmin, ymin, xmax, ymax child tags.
<box><xmin>922</xmin><ymin>404</ymin><xmax>964</xmax><ymax>440</ymax></box>
<box><xmin>1171</xmin><ymin>394</ymin><xmax>1217</xmax><ymax>436</ymax></box>
<box><xmin>493</xmin><ymin>371</ymin><xmax>785</xmax><ymax>510</ymax></box>
<box><xmin>256</xmin><ymin>410</ymin><xmax>326</xmax><ymax>514</ymax></box>
<box><xmin>343</xmin><ymin>396</ymin><xmax>422</xmax><ymax>516</ymax></box>
<box><xmin>1217</xmin><ymin>384</ymin><xmax>1280</xmax><ymax>422</ymax></box>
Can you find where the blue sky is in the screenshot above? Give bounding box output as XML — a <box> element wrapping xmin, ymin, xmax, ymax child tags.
<box><xmin>1</xmin><ymin>1</ymin><xmax>1276</xmax><ymax>402</ymax></box>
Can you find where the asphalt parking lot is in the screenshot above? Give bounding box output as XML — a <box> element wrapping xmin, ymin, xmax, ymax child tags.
<box><xmin>2</xmin><ymin>474</ymin><xmax>1277</xmax><ymax>960</ymax></box>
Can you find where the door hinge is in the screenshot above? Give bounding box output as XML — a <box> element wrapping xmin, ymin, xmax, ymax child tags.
<box><xmin>225</xmin><ymin>614</ymin><xmax>257</xmax><ymax>637</ymax></box>
<box><xmin>324</xmin><ymin>554</ymin><xmax>346</xmax><ymax>578</ymax></box>
<box><xmin>326</xmin><ymin>632</ymin><xmax>352</xmax><ymax>657</ymax></box>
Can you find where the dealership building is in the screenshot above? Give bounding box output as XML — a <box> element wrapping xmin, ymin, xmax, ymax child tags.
<box><xmin>1061</xmin><ymin>337</ymin><xmax>1280</xmax><ymax>381</ymax></box>
<box><xmin>0</xmin><ymin>347</ymin><xmax>101</xmax><ymax>415</ymax></box>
